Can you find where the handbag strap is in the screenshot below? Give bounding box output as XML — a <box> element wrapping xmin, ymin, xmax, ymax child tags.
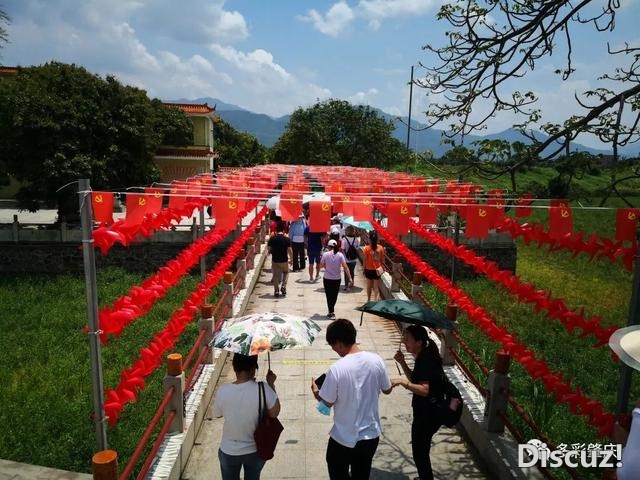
<box><xmin>258</xmin><ymin>381</ymin><xmax>266</xmax><ymax>421</ymax></box>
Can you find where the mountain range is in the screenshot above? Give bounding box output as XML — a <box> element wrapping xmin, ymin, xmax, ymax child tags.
<box><xmin>177</xmin><ymin>97</ymin><xmax>635</xmax><ymax>158</ymax></box>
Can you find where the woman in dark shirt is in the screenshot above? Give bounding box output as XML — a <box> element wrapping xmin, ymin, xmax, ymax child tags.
<box><xmin>392</xmin><ymin>325</ymin><xmax>444</xmax><ymax>480</ymax></box>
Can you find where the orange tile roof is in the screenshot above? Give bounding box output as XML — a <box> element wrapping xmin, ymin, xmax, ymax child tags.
<box><xmin>0</xmin><ymin>66</ymin><xmax>18</xmax><ymax>75</ymax></box>
<box><xmin>163</xmin><ymin>102</ymin><xmax>216</xmax><ymax>114</ymax></box>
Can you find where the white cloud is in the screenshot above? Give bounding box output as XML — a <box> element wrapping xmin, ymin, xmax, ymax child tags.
<box><xmin>358</xmin><ymin>0</ymin><xmax>440</xmax><ymax>20</ymax></box>
<box><xmin>299</xmin><ymin>2</ymin><xmax>355</xmax><ymax>37</ymax></box>
<box><xmin>348</xmin><ymin>88</ymin><xmax>379</xmax><ymax>105</ymax></box>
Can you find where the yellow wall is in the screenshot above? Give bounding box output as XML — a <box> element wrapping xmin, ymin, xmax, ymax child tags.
<box><xmin>192</xmin><ymin>117</ymin><xmax>210</xmax><ymax>146</ymax></box>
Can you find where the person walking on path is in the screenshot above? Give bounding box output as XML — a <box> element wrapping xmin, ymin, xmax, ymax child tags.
<box><xmin>391</xmin><ymin>325</ymin><xmax>445</xmax><ymax>480</ymax></box>
<box><xmin>320</xmin><ymin>239</ymin><xmax>353</xmax><ymax>319</ymax></box>
<box><xmin>362</xmin><ymin>230</ymin><xmax>385</xmax><ymax>302</ymax></box>
<box><xmin>288</xmin><ymin>213</ymin><xmax>307</xmax><ymax>272</ymax></box>
<box><xmin>267</xmin><ymin>220</ymin><xmax>292</xmax><ymax>297</ymax></box>
<box><xmin>341</xmin><ymin>226</ymin><xmax>360</xmax><ymax>291</ymax></box>
<box><xmin>305</xmin><ymin>223</ymin><xmax>326</xmax><ymax>282</ymax></box>
<box><xmin>212</xmin><ymin>354</ymin><xmax>281</xmax><ymax>480</ymax></box>
<box><xmin>310</xmin><ymin>318</ymin><xmax>393</xmax><ymax>480</ymax></box>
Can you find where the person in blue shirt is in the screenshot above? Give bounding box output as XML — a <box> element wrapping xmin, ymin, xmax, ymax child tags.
<box><xmin>305</xmin><ymin>222</ymin><xmax>326</xmax><ymax>282</ymax></box>
<box><xmin>288</xmin><ymin>214</ymin><xmax>307</xmax><ymax>272</ymax></box>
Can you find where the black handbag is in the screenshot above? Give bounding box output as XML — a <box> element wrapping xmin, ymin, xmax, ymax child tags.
<box><xmin>253</xmin><ymin>381</ymin><xmax>284</xmax><ymax>460</ymax></box>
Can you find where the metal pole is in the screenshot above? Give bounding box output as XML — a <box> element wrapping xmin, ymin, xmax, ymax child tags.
<box><xmin>406</xmin><ymin>65</ymin><xmax>414</xmax><ymax>153</ymax></box>
<box><xmin>79</xmin><ymin>178</ymin><xmax>108</xmax><ymax>451</ymax></box>
<box><xmin>616</xmin><ymin>246</ymin><xmax>640</xmax><ymax>414</ymax></box>
<box><xmin>199</xmin><ymin>207</ymin><xmax>206</xmax><ymax>281</ymax></box>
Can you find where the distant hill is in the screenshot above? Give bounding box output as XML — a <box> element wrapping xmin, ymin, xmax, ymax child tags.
<box><xmin>172</xmin><ymin>97</ymin><xmax>635</xmax><ymax>157</ymax></box>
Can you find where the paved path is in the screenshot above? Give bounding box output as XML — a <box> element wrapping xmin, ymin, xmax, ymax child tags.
<box><xmin>182</xmin><ymin>254</ymin><xmax>490</xmax><ymax>480</ymax></box>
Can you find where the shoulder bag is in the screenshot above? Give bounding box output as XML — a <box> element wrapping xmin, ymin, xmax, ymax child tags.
<box><xmin>253</xmin><ymin>381</ymin><xmax>284</xmax><ymax>460</ymax></box>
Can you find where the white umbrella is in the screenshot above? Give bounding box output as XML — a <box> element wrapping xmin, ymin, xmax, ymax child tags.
<box><xmin>266</xmin><ymin>195</ymin><xmax>280</xmax><ymax>210</ymax></box>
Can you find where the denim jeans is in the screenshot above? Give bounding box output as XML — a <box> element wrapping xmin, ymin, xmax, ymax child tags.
<box><xmin>218</xmin><ymin>449</ymin><xmax>266</xmax><ymax>480</ymax></box>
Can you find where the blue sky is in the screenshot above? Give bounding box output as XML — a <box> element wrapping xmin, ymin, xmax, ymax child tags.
<box><xmin>1</xmin><ymin>0</ymin><xmax>638</xmax><ymax>148</ymax></box>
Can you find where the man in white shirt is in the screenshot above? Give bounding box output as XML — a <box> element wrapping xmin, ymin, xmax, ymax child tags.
<box><xmin>311</xmin><ymin>318</ymin><xmax>393</xmax><ymax>479</ymax></box>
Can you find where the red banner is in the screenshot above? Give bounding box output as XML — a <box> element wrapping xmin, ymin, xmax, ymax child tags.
<box><xmin>309</xmin><ymin>200</ymin><xmax>332</xmax><ymax>232</ymax></box>
<box><xmin>548</xmin><ymin>200</ymin><xmax>573</xmax><ymax>239</ymax></box>
<box><xmin>464</xmin><ymin>205</ymin><xmax>490</xmax><ymax>239</ymax></box>
<box><xmin>213</xmin><ymin>196</ymin><xmax>240</xmax><ymax>230</ymax></box>
<box><xmin>515</xmin><ymin>193</ymin><xmax>534</xmax><ymax>218</ymax></box>
<box><xmin>144</xmin><ymin>188</ymin><xmax>164</xmax><ymax>215</ymax></box>
<box><xmin>386</xmin><ymin>202</ymin><xmax>411</xmax><ymax>236</ymax></box>
<box><xmin>91</xmin><ymin>192</ymin><xmax>114</xmax><ymax>225</ymax></box>
<box><xmin>279</xmin><ymin>192</ymin><xmax>302</xmax><ymax>221</ymax></box>
<box><xmin>616</xmin><ymin>208</ymin><xmax>640</xmax><ymax>242</ymax></box>
<box><xmin>419</xmin><ymin>197</ymin><xmax>438</xmax><ymax>225</ymax></box>
<box><xmin>125</xmin><ymin>193</ymin><xmax>149</xmax><ymax>225</ymax></box>
<box><xmin>352</xmin><ymin>197</ymin><xmax>372</xmax><ymax>222</ymax></box>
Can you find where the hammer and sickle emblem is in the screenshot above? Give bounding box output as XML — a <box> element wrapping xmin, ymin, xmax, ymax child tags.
<box><xmin>479</xmin><ymin>209</ymin><xmax>487</xmax><ymax>217</ymax></box>
<box><xmin>321</xmin><ymin>203</ymin><xmax>330</xmax><ymax>212</ymax></box>
<box><xmin>94</xmin><ymin>195</ymin><xmax>103</xmax><ymax>203</ymax></box>
<box><xmin>561</xmin><ymin>209</ymin><xmax>570</xmax><ymax>218</ymax></box>
<box><xmin>428</xmin><ymin>202</ymin><xmax>434</xmax><ymax>208</ymax></box>
<box><xmin>342</xmin><ymin>196</ymin><xmax>350</xmax><ymax>202</ymax></box>
<box><xmin>628</xmin><ymin>212</ymin><xmax>637</xmax><ymax>221</ymax></box>
<box><xmin>195</xmin><ymin>180</ymin><xmax>202</xmax><ymax>185</ymax></box>
<box><xmin>400</xmin><ymin>206</ymin><xmax>409</xmax><ymax>215</ymax></box>
<box><xmin>496</xmin><ymin>202</ymin><xmax>504</xmax><ymax>209</ymax></box>
<box><xmin>153</xmin><ymin>192</ymin><xmax>162</xmax><ymax>198</ymax></box>
<box><xmin>228</xmin><ymin>201</ymin><xmax>237</xmax><ymax>209</ymax></box>
<box><xmin>363</xmin><ymin>199</ymin><xmax>371</xmax><ymax>205</ymax></box>
<box><xmin>138</xmin><ymin>198</ymin><xmax>146</xmax><ymax>206</ymax></box>
<box><xmin>170</xmin><ymin>188</ymin><xmax>177</xmax><ymax>194</ymax></box>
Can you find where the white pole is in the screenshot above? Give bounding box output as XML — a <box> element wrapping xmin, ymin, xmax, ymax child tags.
<box><xmin>79</xmin><ymin>178</ymin><xmax>108</xmax><ymax>450</ymax></box>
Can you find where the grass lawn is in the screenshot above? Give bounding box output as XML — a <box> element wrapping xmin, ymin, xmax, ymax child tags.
<box><xmin>0</xmin><ymin>268</ymin><xmax>202</xmax><ymax>473</ymax></box>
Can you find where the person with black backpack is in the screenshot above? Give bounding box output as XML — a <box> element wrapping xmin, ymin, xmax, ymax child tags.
<box><xmin>340</xmin><ymin>226</ymin><xmax>360</xmax><ymax>291</ymax></box>
<box><xmin>391</xmin><ymin>325</ymin><xmax>445</xmax><ymax>480</ymax></box>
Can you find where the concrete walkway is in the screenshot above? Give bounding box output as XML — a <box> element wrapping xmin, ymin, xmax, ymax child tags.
<box><xmin>182</xmin><ymin>254</ymin><xmax>489</xmax><ymax>480</ymax></box>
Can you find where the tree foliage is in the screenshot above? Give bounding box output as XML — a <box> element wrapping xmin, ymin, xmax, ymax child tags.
<box><xmin>215</xmin><ymin>118</ymin><xmax>267</xmax><ymax>167</ymax></box>
<box><xmin>270</xmin><ymin>99</ymin><xmax>408</xmax><ymax>167</ymax></box>
<box><xmin>418</xmin><ymin>0</ymin><xmax>640</xmax><ymax>203</ymax></box>
<box><xmin>0</xmin><ymin>8</ymin><xmax>8</xmax><ymax>53</ymax></box>
<box><xmin>0</xmin><ymin>62</ymin><xmax>192</xmax><ymax>214</ymax></box>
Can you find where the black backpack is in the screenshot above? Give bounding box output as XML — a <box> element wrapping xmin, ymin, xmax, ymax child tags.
<box><xmin>345</xmin><ymin>237</ymin><xmax>358</xmax><ymax>261</ymax></box>
<box><xmin>438</xmin><ymin>379</ymin><xmax>463</xmax><ymax>427</ymax></box>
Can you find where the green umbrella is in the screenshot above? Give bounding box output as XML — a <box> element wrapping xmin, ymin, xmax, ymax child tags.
<box><xmin>341</xmin><ymin>215</ymin><xmax>374</xmax><ymax>231</ymax></box>
<box><xmin>356</xmin><ymin>299</ymin><xmax>454</xmax><ymax>330</ymax></box>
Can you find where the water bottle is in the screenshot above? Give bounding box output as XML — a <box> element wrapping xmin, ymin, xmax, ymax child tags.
<box><xmin>316</xmin><ymin>401</ymin><xmax>331</xmax><ymax>416</ymax></box>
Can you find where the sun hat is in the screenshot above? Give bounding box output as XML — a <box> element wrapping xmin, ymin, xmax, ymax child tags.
<box><xmin>327</xmin><ymin>239</ymin><xmax>337</xmax><ymax>247</ymax></box>
<box><xmin>609</xmin><ymin>325</ymin><xmax>640</xmax><ymax>371</ymax></box>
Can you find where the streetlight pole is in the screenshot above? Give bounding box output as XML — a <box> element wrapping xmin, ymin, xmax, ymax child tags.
<box><xmin>406</xmin><ymin>65</ymin><xmax>415</xmax><ymax>153</ymax></box>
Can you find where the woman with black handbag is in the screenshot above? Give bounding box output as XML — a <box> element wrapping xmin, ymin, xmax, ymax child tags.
<box><xmin>391</xmin><ymin>325</ymin><xmax>445</xmax><ymax>480</ymax></box>
<box><xmin>212</xmin><ymin>354</ymin><xmax>280</xmax><ymax>480</ymax></box>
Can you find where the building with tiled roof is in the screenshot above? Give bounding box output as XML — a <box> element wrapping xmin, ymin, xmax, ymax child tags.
<box><xmin>155</xmin><ymin>102</ymin><xmax>220</xmax><ymax>181</ymax></box>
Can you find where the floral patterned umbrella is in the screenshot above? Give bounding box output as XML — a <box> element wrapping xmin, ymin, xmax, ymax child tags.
<box><xmin>210</xmin><ymin>312</ymin><xmax>322</xmax><ymax>361</ymax></box>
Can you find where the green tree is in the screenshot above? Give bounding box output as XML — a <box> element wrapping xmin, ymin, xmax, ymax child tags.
<box><xmin>419</xmin><ymin>0</ymin><xmax>640</xmax><ymax>203</ymax></box>
<box><xmin>0</xmin><ymin>62</ymin><xmax>192</xmax><ymax>218</ymax></box>
<box><xmin>214</xmin><ymin>118</ymin><xmax>267</xmax><ymax>167</ymax></box>
<box><xmin>0</xmin><ymin>8</ymin><xmax>8</xmax><ymax>54</ymax></box>
<box><xmin>270</xmin><ymin>99</ymin><xmax>408</xmax><ymax>167</ymax></box>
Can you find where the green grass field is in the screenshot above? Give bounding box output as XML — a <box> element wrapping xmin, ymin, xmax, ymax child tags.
<box><xmin>0</xmin><ymin>165</ymin><xmax>637</xmax><ymax>478</ymax></box>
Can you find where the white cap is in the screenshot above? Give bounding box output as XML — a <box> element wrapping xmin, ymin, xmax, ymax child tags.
<box><xmin>327</xmin><ymin>239</ymin><xmax>338</xmax><ymax>247</ymax></box>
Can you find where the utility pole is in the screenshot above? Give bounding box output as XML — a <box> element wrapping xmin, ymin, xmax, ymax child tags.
<box><xmin>406</xmin><ymin>65</ymin><xmax>415</xmax><ymax>153</ymax></box>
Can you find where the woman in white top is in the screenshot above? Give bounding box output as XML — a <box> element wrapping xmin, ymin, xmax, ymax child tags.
<box><xmin>341</xmin><ymin>226</ymin><xmax>361</xmax><ymax>291</ymax></box>
<box><xmin>320</xmin><ymin>239</ymin><xmax>353</xmax><ymax>319</ymax></box>
<box><xmin>212</xmin><ymin>354</ymin><xmax>280</xmax><ymax>480</ymax></box>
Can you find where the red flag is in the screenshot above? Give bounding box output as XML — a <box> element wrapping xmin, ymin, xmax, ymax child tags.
<box><xmin>386</xmin><ymin>202</ymin><xmax>411</xmax><ymax>236</ymax></box>
<box><xmin>213</xmin><ymin>196</ymin><xmax>239</xmax><ymax>230</ymax></box>
<box><xmin>616</xmin><ymin>208</ymin><xmax>640</xmax><ymax>242</ymax></box>
<box><xmin>125</xmin><ymin>193</ymin><xmax>148</xmax><ymax>225</ymax></box>
<box><xmin>516</xmin><ymin>193</ymin><xmax>534</xmax><ymax>218</ymax></box>
<box><xmin>339</xmin><ymin>195</ymin><xmax>354</xmax><ymax>216</ymax></box>
<box><xmin>392</xmin><ymin>197</ymin><xmax>416</xmax><ymax>217</ymax></box>
<box><xmin>168</xmin><ymin>182</ymin><xmax>187</xmax><ymax>210</ymax></box>
<box><xmin>419</xmin><ymin>197</ymin><xmax>438</xmax><ymax>225</ymax></box>
<box><xmin>352</xmin><ymin>197</ymin><xmax>372</xmax><ymax>222</ymax></box>
<box><xmin>548</xmin><ymin>200</ymin><xmax>573</xmax><ymax>239</ymax></box>
<box><xmin>464</xmin><ymin>205</ymin><xmax>490</xmax><ymax>239</ymax></box>
<box><xmin>309</xmin><ymin>200</ymin><xmax>332</xmax><ymax>233</ymax></box>
<box><xmin>279</xmin><ymin>192</ymin><xmax>302</xmax><ymax>221</ymax></box>
<box><xmin>144</xmin><ymin>188</ymin><xmax>164</xmax><ymax>215</ymax></box>
<box><xmin>487</xmin><ymin>197</ymin><xmax>506</xmax><ymax>228</ymax></box>
<box><xmin>91</xmin><ymin>192</ymin><xmax>114</xmax><ymax>225</ymax></box>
